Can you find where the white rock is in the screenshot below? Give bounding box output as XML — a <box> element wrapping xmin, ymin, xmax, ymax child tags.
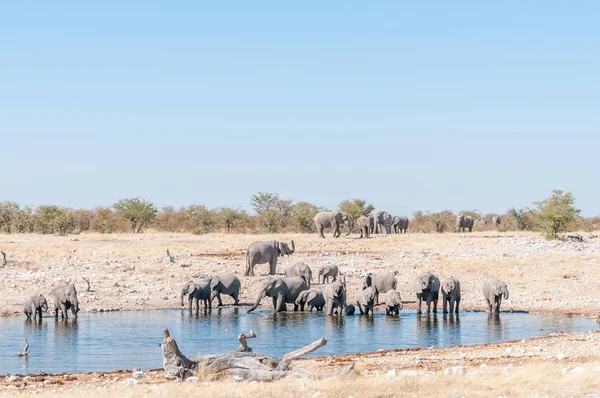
<box><xmin>385</xmin><ymin>369</ymin><xmax>396</xmax><ymax>378</ymax></box>
<box><xmin>399</xmin><ymin>370</ymin><xmax>420</xmax><ymax>377</ymax></box>
<box><xmin>556</xmin><ymin>353</ymin><xmax>566</xmax><ymax>360</ymax></box>
<box><xmin>6</xmin><ymin>375</ymin><xmax>21</xmax><ymax>382</ymax></box>
<box><xmin>591</xmin><ymin>366</ymin><xmax>600</xmax><ymax>373</ymax></box>
<box><xmin>132</xmin><ymin>371</ymin><xmax>144</xmax><ymax>379</ymax></box>
<box><xmin>123</xmin><ymin>378</ymin><xmax>138</xmax><ymax>385</ymax></box>
<box><xmin>444</xmin><ymin>366</ymin><xmax>467</xmax><ymax>375</ymax></box>
<box><xmin>185</xmin><ymin>377</ymin><xmax>199</xmax><ymax>383</ymax></box>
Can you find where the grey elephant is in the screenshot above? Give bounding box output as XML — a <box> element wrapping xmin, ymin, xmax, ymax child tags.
<box><xmin>314</xmin><ymin>211</ymin><xmax>351</xmax><ymax>238</ymax></box>
<box><xmin>356</xmin><ymin>286</ymin><xmax>375</xmax><ymax>315</ymax></box>
<box><xmin>247</xmin><ymin>276</ymin><xmax>309</xmax><ymax>313</ymax></box>
<box><xmin>483</xmin><ymin>279</ymin><xmax>509</xmax><ymax>313</ymax></box>
<box><xmin>362</xmin><ymin>271</ymin><xmax>397</xmax><ymax>305</ymax></box>
<box><xmin>24</xmin><ymin>293</ymin><xmax>48</xmax><ymax>321</ymax></box>
<box><xmin>295</xmin><ymin>289</ymin><xmax>325</xmax><ymax>311</ymax></box>
<box><xmin>284</xmin><ymin>262</ymin><xmax>313</xmax><ymax>286</ymax></box>
<box><xmin>205</xmin><ymin>274</ymin><xmax>241</xmax><ymax>306</ymax></box>
<box><xmin>317</xmin><ymin>264</ymin><xmax>339</xmax><ymax>284</ymax></box>
<box><xmin>441</xmin><ymin>277</ymin><xmax>461</xmax><ymax>314</ymax></box>
<box><xmin>52</xmin><ymin>283</ymin><xmax>79</xmax><ymax>319</ymax></box>
<box><xmin>180</xmin><ymin>281</ymin><xmax>211</xmax><ymax>310</ymax></box>
<box><xmin>492</xmin><ymin>216</ymin><xmax>501</xmax><ymax>228</ymax></box>
<box><xmin>384</xmin><ymin>290</ymin><xmax>403</xmax><ymax>315</ymax></box>
<box><xmin>372</xmin><ymin>211</ymin><xmax>393</xmax><ymax>234</ymax></box>
<box><xmin>322</xmin><ymin>276</ymin><xmax>346</xmax><ymax>315</ymax></box>
<box><xmin>245</xmin><ymin>240</ymin><xmax>295</xmax><ymax>276</ymax></box>
<box><xmin>456</xmin><ymin>215</ymin><xmax>475</xmax><ymax>232</ymax></box>
<box><xmin>392</xmin><ymin>216</ymin><xmax>409</xmax><ymax>234</ymax></box>
<box><xmin>412</xmin><ymin>272</ymin><xmax>440</xmax><ymax>314</ymax></box>
<box><xmin>356</xmin><ymin>215</ymin><xmax>372</xmax><ymax>238</ymax></box>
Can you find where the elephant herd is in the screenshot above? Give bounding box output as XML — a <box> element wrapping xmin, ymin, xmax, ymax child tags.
<box><xmin>23</xmin><ymin>283</ymin><xmax>80</xmax><ymax>321</ymax></box>
<box><xmin>314</xmin><ymin>211</ymin><xmax>409</xmax><ymax>239</ymax></box>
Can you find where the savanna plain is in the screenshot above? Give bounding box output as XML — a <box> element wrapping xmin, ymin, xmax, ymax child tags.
<box><xmin>2</xmin><ymin>230</ymin><xmax>600</xmax><ymax>397</ymax></box>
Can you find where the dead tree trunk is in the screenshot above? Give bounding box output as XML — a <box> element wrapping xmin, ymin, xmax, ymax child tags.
<box><xmin>165</xmin><ymin>249</ymin><xmax>175</xmax><ymax>264</ymax></box>
<box><xmin>1</xmin><ymin>251</ymin><xmax>6</xmax><ymax>266</ymax></box>
<box><xmin>161</xmin><ymin>328</ymin><xmax>354</xmax><ymax>382</ymax></box>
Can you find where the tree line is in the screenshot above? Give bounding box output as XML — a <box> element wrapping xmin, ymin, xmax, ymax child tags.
<box><xmin>0</xmin><ymin>190</ymin><xmax>596</xmax><ymax>239</ymax></box>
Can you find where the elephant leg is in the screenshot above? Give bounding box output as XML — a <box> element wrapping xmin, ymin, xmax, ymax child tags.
<box><xmin>232</xmin><ymin>292</ymin><xmax>239</xmax><ymax>306</ymax></box>
<box><xmin>293</xmin><ymin>303</ymin><xmax>299</xmax><ymax>311</ymax></box>
<box><xmin>317</xmin><ymin>226</ymin><xmax>325</xmax><ymax>239</ymax></box>
<box><xmin>374</xmin><ymin>291</ymin><xmax>379</xmax><ymax>305</ymax></box>
<box><xmin>496</xmin><ymin>297</ymin><xmax>502</xmax><ymax>313</ymax></box>
<box><xmin>486</xmin><ymin>298</ymin><xmax>493</xmax><ymax>313</ymax></box>
<box><xmin>449</xmin><ymin>298</ymin><xmax>454</xmax><ymax>314</ymax></box>
<box><xmin>215</xmin><ymin>292</ymin><xmax>223</xmax><ymax>306</ymax></box>
<box><xmin>443</xmin><ymin>295</ymin><xmax>448</xmax><ymax>314</ymax></box>
<box><xmin>269</xmin><ymin>259</ymin><xmax>277</xmax><ymax>275</ymax></box>
<box><xmin>326</xmin><ymin>298</ymin><xmax>334</xmax><ymax>315</ymax></box>
<box><xmin>61</xmin><ymin>304</ymin><xmax>68</xmax><ymax>319</ymax></box>
<box><xmin>276</xmin><ymin>294</ymin><xmax>287</xmax><ymax>312</ymax></box>
<box><xmin>416</xmin><ymin>297</ymin><xmax>422</xmax><ymax>314</ymax></box>
<box><xmin>425</xmin><ymin>297</ymin><xmax>431</xmax><ymax>313</ymax></box>
<box><xmin>433</xmin><ymin>297</ymin><xmax>438</xmax><ymax>313</ymax></box>
<box><xmin>272</xmin><ymin>297</ymin><xmax>278</xmax><ymax>311</ymax></box>
<box><xmin>455</xmin><ymin>298</ymin><xmax>460</xmax><ymax>314</ymax></box>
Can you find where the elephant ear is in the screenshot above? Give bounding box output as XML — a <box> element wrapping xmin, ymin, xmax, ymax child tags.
<box><xmin>412</xmin><ymin>277</ymin><xmax>423</xmax><ymax>294</ymax></box>
<box><xmin>430</xmin><ymin>275</ymin><xmax>440</xmax><ymax>292</ymax></box>
<box><xmin>209</xmin><ymin>277</ymin><xmax>219</xmax><ymax>290</ymax></box>
<box><xmin>306</xmin><ymin>290</ymin><xmax>318</xmax><ymax>302</ymax></box>
<box><xmin>187</xmin><ymin>283</ymin><xmax>196</xmax><ymax>295</ymax></box>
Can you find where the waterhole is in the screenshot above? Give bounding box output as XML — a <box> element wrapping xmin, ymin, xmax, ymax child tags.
<box><xmin>0</xmin><ymin>309</ymin><xmax>596</xmax><ymax>375</ymax></box>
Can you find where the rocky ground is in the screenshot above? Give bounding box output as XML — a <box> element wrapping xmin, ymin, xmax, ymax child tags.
<box><xmin>1</xmin><ymin>231</ymin><xmax>600</xmax><ymax>396</ymax></box>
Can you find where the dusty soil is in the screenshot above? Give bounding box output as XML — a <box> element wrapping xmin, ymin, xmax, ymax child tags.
<box><xmin>1</xmin><ymin>231</ymin><xmax>600</xmax><ymax>396</ymax></box>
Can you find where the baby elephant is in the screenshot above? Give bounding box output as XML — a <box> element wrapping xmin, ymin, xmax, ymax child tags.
<box><xmin>318</xmin><ymin>265</ymin><xmax>339</xmax><ymax>284</ymax></box>
<box><xmin>180</xmin><ymin>281</ymin><xmax>211</xmax><ymax>310</ymax></box>
<box><xmin>345</xmin><ymin>305</ymin><xmax>356</xmax><ymax>315</ymax></box>
<box><xmin>483</xmin><ymin>279</ymin><xmax>509</xmax><ymax>313</ymax></box>
<box><xmin>24</xmin><ymin>293</ymin><xmax>48</xmax><ymax>321</ymax></box>
<box><xmin>295</xmin><ymin>289</ymin><xmax>325</xmax><ymax>311</ymax></box>
<box><xmin>357</xmin><ymin>286</ymin><xmax>375</xmax><ymax>315</ymax></box>
<box><xmin>384</xmin><ymin>290</ymin><xmax>403</xmax><ymax>315</ymax></box>
<box><xmin>441</xmin><ymin>277</ymin><xmax>461</xmax><ymax>314</ymax></box>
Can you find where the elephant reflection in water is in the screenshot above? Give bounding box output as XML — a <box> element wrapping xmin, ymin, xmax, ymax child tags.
<box><xmin>416</xmin><ymin>313</ymin><xmax>440</xmax><ymax>347</ymax></box>
<box><xmin>485</xmin><ymin>313</ymin><xmax>507</xmax><ymax>341</ymax></box>
<box><xmin>442</xmin><ymin>313</ymin><xmax>461</xmax><ymax>346</ymax></box>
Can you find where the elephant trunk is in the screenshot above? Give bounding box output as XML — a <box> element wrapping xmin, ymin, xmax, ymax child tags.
<box><xmin>247</xmin><ymin>291</ymin><xmax>266</xmax><ymax>313</ymax></box>
<box><xmin>503</xmin><ymin>289</ymin><xmax>509</xmax><ymax>300</ymax></box>
<box><xmin>289</xmin><ymin>240</ymin><xmax>295</xmax><ymax>254</ymax></box>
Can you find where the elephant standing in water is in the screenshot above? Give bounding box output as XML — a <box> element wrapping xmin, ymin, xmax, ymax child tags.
<box><xmin>24</xmin><ymin>293</ymin><xmax>48</xmax><ymax>321</ymax></box>
<box><xmin>245</xmin><ymin>240</ymin><xmax>295</xmax><ymax>276</ymax></box>
<box><xmin>323</xmin><ymin>276</ymin><xmax>347</xmax><ymax>315</ymax></box>
<box><xmin>356</xmin><ymin>215</ymin><xmax>373</xmax><ymax>238</ymax></box>
<box><xmin>356</xmin><ymin>287</ymin><xmax>375</xmax><ymax>315</ymax></box>
<box><xmin>441</xmin><ymin>277</ymin><xmax>461</xmax><ymax>314</ymax></box>
<box><xmin>483</xmin><ymin>279</ymin><xmax>509</xmax><ymax>313</ymax></box>
<box><xmin>247</xmin><ymin>276</ymin><xmax>309</xmax><ymax>313</ymax></box>
<box><xmin>314</xmin><ymin>211</ymin><xmax>351</xmax><ymax>238</ymax></box>
<box><xmin>456</xmin><ymin>215</ymin><xmax>475</xmax><ymax>232</ymax></box>
<box><xmin>371</xmin><ymin>211</ymin><xmax>393</xmax><ymax>234</ymax></box>
<box><xmin>392</xmin><ymin>216</ymin><xmax>409</xmax><ymax>234</ymax></box>
<box><xmin>52</xmin><ymin>283</ymin><xmax>79</xmax><ymax>319</ymax></box>
<box><xmin>180</xmin><ymin>281</ymin><xmax>211</xmax><ymax>310</ymax></box>
<box><xmin>284</xmin><ymin>262</ymin><xmax>313</xmax><ymax>286</ymax></box>
<box><xmin>295</xmin><ymin>289</ymin><xmax>325</xmax><ymax>311</ymax></box>
<box><xmin>205</xmin><ymin>275</ymin><xmax>241</xmax><ymax>306</ymax></box>
<box><xmin>412</xmin><ymin>272</ymin><xmax>440</xmax><ymax>314</ymax></box>
<box><xmin>362</xmin><ymin>271</ymin><xmax>397</xmax><ymax>305</ymax></box>
<box><xmin>384</xmin><ymin>290</ymin><xmax>403</xmax><ymax>315</ymax></box>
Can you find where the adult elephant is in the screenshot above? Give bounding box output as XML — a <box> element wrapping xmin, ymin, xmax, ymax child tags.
<box><xmin>456</xmin><ymin>215</ymin><xmax>475</xmax><ymax>232</ymax></box>
<box><xmin>314</xmin><ymin>211</ymin><xmax>351</xmax><ymax>238</ymax></box>
<box><xmin>247</xmin><ymin>276</ymin><xmax>309</xmax><ymax>313</ymax></box>
<box><xmin>323</xmin><ymin>277</ymin><xmax>347</xmax><ymax>315</ymax></box>
<box><xmin>284</xmin><ymin>262</ymin><xmax>313</xmax><ymax>287</ymax></box>
<box><xmin>482</xmin><ymin>279</ymin><xmax>509</xmax><ymax>313</ymax></box>
<box><xmin>412</xmin><ymin>272</ymin><xmax>440</xmax><ymax>314</ymax></box>
<box><xmin>392</xmin><ymin>216</ymin><xmax>409</xmax><ymax>234</ymax></box>
<box><xmin>492</xmin><ymin>216</ymin><xmax>501</xmax><ymax>229</ymax></box>
<box><xmin>245</xmin><ymin>240</ymin><xmax>295</xmax><ymax>276</ymax></box>
<box><xmin>362</xmin><ymin>271</ymin><xmax>397</xmax><ymax>305</ymax></box>
<box><xmin>52</xmin><ymin>283</ymin><xmax>79</xmax><ymax>319</ymax></box>
<box><xmin>372</xmin><ymin>211</ymin><xmax>393</xmax><ymax>234</ymax></box>
<box><xmin>205</xmin><ymin>274</ymin><xmax>241</xmax><ymax>306</ymax></box>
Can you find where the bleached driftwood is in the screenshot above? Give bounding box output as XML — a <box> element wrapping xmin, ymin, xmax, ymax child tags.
<box><xmin>82</xmin><ymin>276</ymin><xmax>93</xmax><ymax>292</ymax></box>
<box><xmin>1</xmin><ymin>251</ymin><xmax>6</xmax><ymax>266</ymax></box>
<box><xmin>165</xmin><ymin>249</ymin><xmax>175</xmax><ymax>264</ymax></box>
<box><xmin>160</xmin><ymin>328</ymin><xmax>354</xmax><ymax>382</ymax></box>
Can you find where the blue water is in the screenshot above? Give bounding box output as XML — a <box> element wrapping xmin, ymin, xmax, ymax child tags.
<box><xmin>0</xmin><ymin>308</ymin><xmax>596</xmax><ymax>375</ymax></box>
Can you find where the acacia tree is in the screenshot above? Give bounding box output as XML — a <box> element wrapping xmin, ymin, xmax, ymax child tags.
<box><xmin>218</xmin><ymin>207</ymin><xmax>247</xmax><ymax>233</ymax></box>
<box><xmin>290</xmin><ymin>201</ymin><xmax>322</xmax><ymax>233</ymax></box>
<box><xmin>250</xmin><ymin>192</ymin><xmax>292</xmax><ymax>232</ymax></box>
<box><xmin>534</xmin><ymin>190</ymin><xmax>581</xmax><ymax>240</ymax></box>
<box><xmin>0</xmin><ymin>201</ymin><xmax>20</xmax><ymax>234</ymax></box>
<box><xmin>113</xmin><ymin>197</ymin><xmax>157</xmax><ymax>233</ymax></box>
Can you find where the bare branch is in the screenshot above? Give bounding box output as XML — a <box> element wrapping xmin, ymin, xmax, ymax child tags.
<box><xmin>166</xmin><ymin>249</ymin><xmax>175</xmax><ymax>264</ymax></box>
<box><xmin>82</xmin><ymin>276</ymin><xmax>93</xmax><ymax>292</ymax></box>
<box><xmin>1</xmin><ymin>251</ymin><xmax>6</xmax><ymax>266</ymax></box>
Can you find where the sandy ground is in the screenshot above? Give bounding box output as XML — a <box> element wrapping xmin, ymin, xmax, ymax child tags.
<box><xmin>1</xmin><ymin>231</ymin><xmax>600</xmax><ymax>396</ymax></box>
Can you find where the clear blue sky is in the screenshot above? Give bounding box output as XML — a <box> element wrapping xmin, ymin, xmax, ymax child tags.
<box><xmin>1</xmin><ymin>1</ymin><xmax>598</xmax><ymax>216</ymax></box>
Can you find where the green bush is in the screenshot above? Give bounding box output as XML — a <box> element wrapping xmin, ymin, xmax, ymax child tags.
<box><xmin>217</xmin><ymin>207</ymin><xmax>248</xmax><ymax>233</ymax></box>
<box><xmin>113</xmin><ymin>197</ymin><xmax>157</xmax><ymax>233</ymax></box>
<box><xmin>0</xmin><ymin>200</ymin><xmax>20</xmax><ymax>234</ymax></box>
<box><xmin>533</xmin><ymin>190</ymin><xmax>581</xmax><ymax>240</ymax></box>
<box><xmin>185</xmin><ymin>205</ymin><xmax>218</xmax><ymax>234</ymax></box>
<box><xmin>34</xmin><ymin>205</ymin><xmax>75</xmax><ymax>236</ymax></box>
<box><xmin>289</xmin><ymin>202</ymin><xmax>322</xmax><ymax>233</ymax></box>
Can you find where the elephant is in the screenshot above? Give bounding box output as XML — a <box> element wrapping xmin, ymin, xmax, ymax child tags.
<box><xmin>284</xmin><ymin>262</ymin><xmax>313</xmax><ymax>286</ymax></box>
<box><xmin>205</xmin><ymin>274</ymin><xmax>241</xmax><ymax>306</ymax></box>
<box><xmin>247</xmin><ymin>276</ymin><xmax>309</xmax><ymax>313</ymax></box>
<box><xmin>441</xmin><ymin>277</ymin><xmax>461</xmax><ymax>314</ymax></box>
<box><xmin>362</xmin><ymin>271</ymin><xmax>397</xmax><ymax>305</ymax></box>
<box><xmin>24</xmin><ymin>293</ymin><xmax>48</xmax><ymax>321</ymax></box>
<box><xmin>492</xmin><ymin>216</ymin><xmax>501</xmax><ymax>228</ymax></box>
<box><xmin>483</xmin><ymin>279</ymin><xmax>509</xmax><ymax>313</ymax></box>
<box><xmin>345</xmin><ymin>304</ymin><xmax>356</xmax><ymax>315</ymax></box>
<box><xmin>412</xmin><ymin>272</ymin><xmax>440</xmax><ymax>314</ymax></box>
<box><xmin>295</xmin><ymin>289</ymin><xmax>325</xmax><ymax>311</ymax></box>
<box><xmin>392</xmin><ymin>216</ymin><xmax>409</xmax><ymax>234</ymax></box>
<box><xmin>322</xmin><ymin>276</ymin><xmax>346</xmax><ymax>315</ymax></box>
<box><xmin>372</xmin><ymin>211</ymin><xmax>393</xmax><ymax>234</ymax></box>
<box><xmin>356</xmin><ymin>286</ymin><xmax>375</xmax><ymax>315</ymax></box>
<box><xmin>456</xmin><ymin>215</ymin><xmax>475</xmax><ymax>232</ymax></box>
<box><xmin>180</xmin><ymin>281</ymin><xmax>211</xmax><ymax>310</ymax></box>
<box><xmin>317</xmin><ymin>264</ymin><xmax>339</xmax><ymax>284</ymax></box>
<box><xmin>52</xmin><ymin>283</ymin><xmax>79</xmax><ymax>319</ymax></box>
<box><xmin>314</xmin><ymin>211</ymin><xmax>351</xmax><ymax>238</ymax></box>
<box><xmin>384</xmin><ymin>290</ymin><xmax>403</xmax><ymax>315</ymax></box>
<box><xmin>245</xmin><ymin>240</ymin><xmax>295</xmax><ymax>276</ymax></box>
<box><xmin>356</xmin><ymin>215</ymin><xmax>372</xmax><ymax>238</ymax></box>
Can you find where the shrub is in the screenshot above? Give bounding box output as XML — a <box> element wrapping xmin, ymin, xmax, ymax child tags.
<box><xmin>185</xmin><ymin>205</ymin><xmax>218</xmax><ymax>234</ymax></box>
<box><xmin>411</xmin><ymin>210</ymin><xmax>456</xmax><ymax>233</ymax></box>
<box><xmin>34</xmin><ymin>205</ymin><xmax>75</xmax><ymax>236</ymax></box>
<box><xmin>72</xmin><ymin>209</ymin><xmax>93</xmax><ymax>233</ymax></box>
<box><xmin>533</xmin><ymin>190</ymin><xmax>581</xmax><ymax>240</ymax></box>
<box><xmin>13</xmin><ymin>206</ymin><xmax>34</xmax><ymax>233</ymax></box>
<box><xmin>0</xmin><ymin>200</ymin><xmax>20</xmax><ymax>234</ymax></box>
<box><xmin>217</xmin><ymin>207</ymin><xmax>249</xmax><ymax>233</ymax></box>
<box><xmin>89</xmin><ymin>207</ymin><xmax>121</xmax><ymax>233</ymax></box>
<box><xmin>113</xmin><ymin>197</ymin><xmax>157</xmax><ymax>233</ymax></box>
<box><xmin>289</xmin><ymin>202</ymin><xmax>322</xmax><ymax>233</ymax></box>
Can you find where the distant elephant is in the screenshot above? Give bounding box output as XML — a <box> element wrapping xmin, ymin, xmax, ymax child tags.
<box><xmin>345</xmin><ymin>304</ymin><xmax>356</xmax><ymax>315</ymax></box>
<box><xmin>52</xmin><ymin>283</ymin><xmax>79</xmax><ymax>319</ymax></box>
<box><xmin>317</xmin><ymin>265</ymin><xmax>339</xmax><ymax>284</ymax></box>
<box><xmin>295</xmin><ymin>289</ymin><xmax>325</xmax><ymax>311</ymax></box>
<box><xmin>492</xmin><ymin>216</ymin><xmax>501</xmax><ymax>228</ymax></box>
<box><xmin>180</xmin><ymin>281</ymin><xmax>211</xmax><ymax>310</ymax></box>
<box><xmin>284</xmin><ymin>262</ymin><xmax>313</xmax><ymax>286</ymax></box>
<box><xmin>483</xmin><ymin>279</ymin><xmax>509</xmax><ymax>313</ymax></box>
<box><xmin>247</xmin><ymin>276</ymin><xmax>309</xmax><ymax>313</ymax></box>
<box><xmin>323</xmin><ymin>276</ymin><xmax>347</xmax><ymax>315</ymax></box>
<box><xmin>245</xmin><ymin>240</ymin><xmax>295</xmax><ymax>276</ymax></box>
<box><xmin>356</xmin><ymin>215</ymin><xmax>371</xmax><ymax>238</ymax></box>
<box><xmin>392</xmin><ymin>216</ymin><xmax>409</xmax><ymax>234</ymax></box>
<box><xmin>476</xmin><ymin>218</ymin><xmax>487</xmax><ymax>226</ymax></box>
<box><xmin>314</xmin><ymin>211</ymin><xmax>351</xmax><ymax>238</ymax></box>
<box><xmin>205</xmin><ymin>274</ymin><xmax>241</xmax><ymax>306</ymax></box>
<box><xmin>24</xmin><ymin>293</ymin><xmax>48</xmax><ymax>321</ymax></box>
<box><xmin>362</xmin><ymin>271</ymin><xmax>397</xmax><ymax>305</ymax></box>
<box><xmin>384</xmin><ymin>290</ymin><xmax>403</xmax><ymax>315</ymax></box>
<box><xmin>456</xmin><ymin>215</ymin><xmax>475</xmax><ymax>232</ymax></box>
<box><xmin>412</xmin><ymin>272</ymin><xmax>440</xmax><ymax>314</ymax></box>
<box><xmin>372</xmin><ymin>211</ymin><xmax>393</xmax><ymax>234</ymax></box>
<box><xmin>357</xmin><ymin>286</ymin><xmax>375</xmax><ymax>315</ymax></box>
<box><xmin>441</xmin><ymin>277</ymin><xmax>461</xmax><ymax>314</ymax></box>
